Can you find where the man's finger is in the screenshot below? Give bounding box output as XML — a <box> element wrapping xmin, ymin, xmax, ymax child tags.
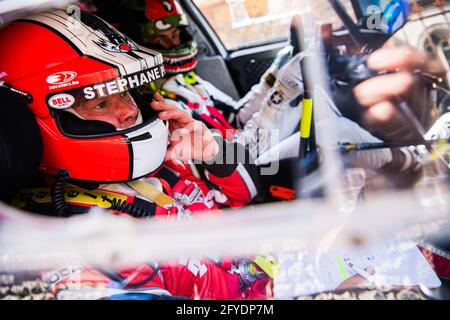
<box><xmin>153</xmin><ymin>92</ymin><xmax>166</xmax><ymax>103</ymax></box>
<box><xmin>151</xmin><ymin>100</ymin><xmax>178</xmax><ymax>112</ymax></box>
<box><xmin>159</xmin><ymin>110</ymin><xmax>192</xmax><ymax>125</ymax></box>
<box><xmin>363</xmin><ymin>101</ymin><xmax>418</xmax><ymax>141</ymax></box>
<box><xmin>368</xmin><ymin>47</ymin><xmax>426</xmax><ymax>71</ymax></box>
<box><xmin>364</xmin><ymin>100</ymin><xmax>399</xmax><ymax>125</ymax></box>
<box><xmin>368</xmin><ymin>47</ymin><xmax>445</xmax><ymax>75</ymax></box>
<box><xmin>151</xmin><ymin>93</ymin><xmax>179</xmax><ymax>112</ymax></box>
<box><xmin>354</xmin><ymin>71</ymin><xmax>414</xmax><ymax>107</ymax></box>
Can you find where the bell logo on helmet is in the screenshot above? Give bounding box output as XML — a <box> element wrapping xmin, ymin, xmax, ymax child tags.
<box><xmin>48</xmin><ymin>93</ymin><xmax>76</xmax><ymax>110</ymax></box>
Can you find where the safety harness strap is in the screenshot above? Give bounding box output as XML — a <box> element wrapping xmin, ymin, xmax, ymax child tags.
<box><xmin>127</xmin><ymin>180</ymin><xmax>176</xmax><ymax>207</ymax></box>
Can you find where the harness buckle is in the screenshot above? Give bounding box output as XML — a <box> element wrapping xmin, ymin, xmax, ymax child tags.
<box><xmin>175</xmin><ymin>181</ymin><xmax>202</xmax><ymax>206</ymax></box>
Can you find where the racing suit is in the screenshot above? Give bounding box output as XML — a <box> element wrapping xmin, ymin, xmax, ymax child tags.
<box><xmin>17</xmin><ymin>138</ymin><xmax>268</xmax><ymax>300</ymax></box>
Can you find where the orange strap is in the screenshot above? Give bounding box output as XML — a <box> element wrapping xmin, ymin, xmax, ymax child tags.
<box><xmin>269</xmin><ymin>185</ymin><xmax>295</xmax><ymax>201</ymax></box>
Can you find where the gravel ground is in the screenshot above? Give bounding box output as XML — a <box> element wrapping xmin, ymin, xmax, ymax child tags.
<box><xmin>297</xmin><ymin>287</ymin><xmax>429</xmax><ymax>300</ymax></box>
<box><xmin>0</xmin><ymin>272</ymin><xmax>430</xmax><ymax>300</ymax></box>
<box><xmin>0</xmin><ymin>273</ymin><xmax>55</xmax><ymax>300</ymax></box>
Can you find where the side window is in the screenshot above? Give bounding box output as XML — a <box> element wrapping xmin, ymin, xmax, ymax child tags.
<box><xmin>193</xmin><ymin>0</ymin><xmax>355</xmax><ymax>51</ymax></box>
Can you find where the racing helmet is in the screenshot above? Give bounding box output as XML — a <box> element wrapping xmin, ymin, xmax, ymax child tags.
<box><xmin>0</xmin><ymin>9</ymin><xmax>168</xmax><ymax>184</ymax></box>
<box><xmin>127</xmin><ymin>0</ymin><xmax>198</xmax><ymax>74</ymax></box>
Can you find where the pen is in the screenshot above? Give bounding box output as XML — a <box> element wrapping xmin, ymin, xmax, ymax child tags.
<box><xmin>347</xmin><ymin>263</ymin><xmax>376</xmax><ymax>284</ymax></box>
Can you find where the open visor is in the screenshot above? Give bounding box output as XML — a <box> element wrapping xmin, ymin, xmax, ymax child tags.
<box><xmin>46</xmin><ymin>65</ymin><xmax>166</xmax><ymax>138</ymax></box>
<box><xmin>44</xmin><ymin>65</ymin><xmax>169</xmax><ymax>181</ymax></box>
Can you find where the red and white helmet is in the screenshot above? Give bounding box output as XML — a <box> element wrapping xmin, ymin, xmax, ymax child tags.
<box><xmin>0</xmin><ymin>9</ymin><xmax>169</xmax><ymax>183</ymax></box>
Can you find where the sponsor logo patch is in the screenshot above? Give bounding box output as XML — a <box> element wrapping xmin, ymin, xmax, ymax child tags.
<box><xmin>46</xmin><ymin>71</ymin><xmax>77</xmax><ymax>84</ymax></box>
<box><xmin>46</xmin><ymin>71</ymin><xmax>80</xmax><ymax>90</ymax></box>
<box><xmin>48</xmin><ymin>93</ymin><xmax>76</xmax><ymax>109</ymax></box>
<box><xmin>270</xmin><ymin>91</ymin><xmax>284</xmax><ymax>105</ymax></box>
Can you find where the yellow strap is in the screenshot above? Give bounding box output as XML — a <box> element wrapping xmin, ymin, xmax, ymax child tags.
<box><xmin>13</xmin><ymin>187</ymin><xmax>128</xmax><ymax>209</ymax></box>
<box><xmin>127</xmin><ymin>180</ymin><xmax>176</xmax><ymax>207</ymax></box>
<box><xmin>254</xmin><ymin>255</ymin><xmax>280</xmax><ymax>279</ymax></box>
<box><xmin>300</xmin><ymin>98</ymin><xmax>313</xmax><ymax>139</ymax></box>
<box><xmin>16</xmin><ymin>182</ymin><xmax>177</xmax><ymax>210</ymax></box>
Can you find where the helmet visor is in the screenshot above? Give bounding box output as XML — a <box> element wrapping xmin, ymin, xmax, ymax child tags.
<box><xmin>47</xmin><ymin>67</ymin><xmax>166</xmax><ymax>138</ymax></box>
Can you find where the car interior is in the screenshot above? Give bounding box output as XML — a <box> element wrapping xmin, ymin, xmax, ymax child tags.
<box><xmin>0</xmin><ymin>0</ymin><xmax>449</xmax><ymax>301</ymax></box>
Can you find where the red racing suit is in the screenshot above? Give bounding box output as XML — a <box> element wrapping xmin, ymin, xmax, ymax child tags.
<box><xmin>24</xmin><ymin>139</ymin><xmax>268</xmax><ymax>300</ymax></box>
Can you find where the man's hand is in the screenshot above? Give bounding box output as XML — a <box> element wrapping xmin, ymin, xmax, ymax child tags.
<box><xmin>151</xmin><ymin>93</ymin><xmax>219</xmax><ymax>162</ymax></box>
<box><xmin>354</xmin><ymin>46</ymin><xmax>446</xmax><ymax>140</ymax></box>
<box><xmin>336</xmin><ymin>267</ymin><xmax>376</xmax><ymax>291</ymax></box>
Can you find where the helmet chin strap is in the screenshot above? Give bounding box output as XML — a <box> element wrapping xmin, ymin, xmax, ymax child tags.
<box><xmin>65</xmin><ymin>108</ymin><xmax>144</xmax><ymax>131</ymax></box>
